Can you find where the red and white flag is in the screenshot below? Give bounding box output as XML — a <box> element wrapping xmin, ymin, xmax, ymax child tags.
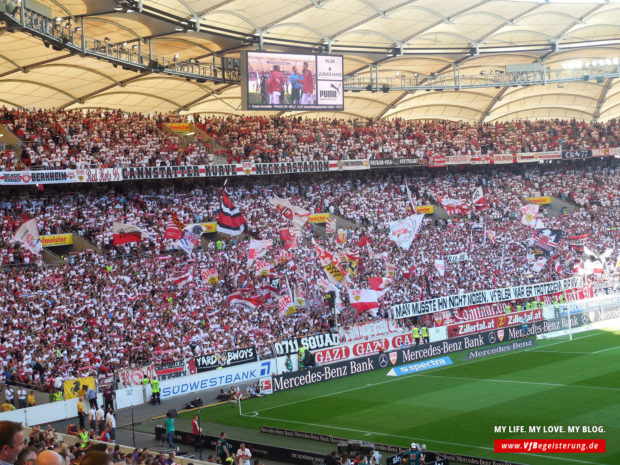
<box><xmin>440</xmin><ymin>198</ymin><xmax>470</xmax><ymax>216</ymax></box>
<box><xmin>227</xmin><ymin>291</ymin><xmax>261</xmax><ymax>309</ymax></box>
<box><xmin>164</xmin><ymin>212</ymin><xmax>184</xmax><ymax>240</ymax></box>
<box><xmin>280</xmin><ymin>227</ymin><xmax>301</xmax><ymax>250</ymax></box>
<box><xmin>348</xmin><ymin>288</ymin><xmax>379</xmax><ymax>317</ymax></box>
<box><xmin>248</xmin><ymin>239</ymin><xmax>273</xmax><ymax>264</ymax></box>
<box><xmin>326</xmin><ymin>217</ymin><xmax>337</xmax><ymax>235</ymax></box>
<box><xmin>278</xmin><ymin>294</ymin><xmax>296</xmax><ymax>317</ymax></box>
<box><xmin>269</xmin><ymin>197</ymin><xmax>311</xmax><ymax>228</ymax></box>
<box><xmin>554</xmin><ymin>260</ymin><xmax>562</xmax><ymax>274</ymax></box>
<box><xmin>521</xmin><ymin>204</ymin><xmax>539</xmax><ymax>228</ymax></box>
<box><xmin>403</xmin><ymin>265</ymin><xmax>416</xmax><ymax>279</ymax></box>
<box><xmin>472</xmin><ymin>187</ymin><xmax>485</xmax><ymax>208</ymax></box>
<box><xmin>201</xmin><ymin>268</ymin><xmax>219</xmax><ymax>284</ymax></box>
<box><xmin>584</xmin><ymin>260</ymin><xmax>604</xmax><ymax>274</ymax></box>
<box><xmin>112</xmin><ymin>222</ymin><xmax>148</xmax><ymax>246</ymax></box>
<box><xmin>313</xmin><ymin>240</ymin><xmax>348</xmax><ymax>286</ymax></box>
<box><xmin>254</xmin><ymin>260</ymin><xmax>273</xmax><ymax>276</ymax></box>
<box><xmin>168</xmin><ymin>270</ymin><xmax>193</xmax><ymax>288</ymax></box>
<box><xmin>217</xmin><ymin>188</ymin><xmax>247</xmax><ymax>236</ymax></box>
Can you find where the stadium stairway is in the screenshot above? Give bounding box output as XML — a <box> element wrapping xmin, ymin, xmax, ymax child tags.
<box><xmin>546</xmin><ymin>196</ymin><xmax>578</xmax><ymax>217</ymax></box>
<box><xmin>190</xmin><ymin>123</ymin><xmax>215</xmax><ymax>152</ymax></box>
<box><xmin>330</xmin><ymin>214</ymin><xmax>359</xmax><ymax>230</ymax></box>
<box><xmin>42</xmin><ymin>248</ymin><xmax>62</xmax><ymax>265</ymax></box>
<box><xmin>430</xmin><ymin>204</ymin><xmax>449</xmax><ymax>220</ymax></box>
<box><xmin>192</xmin><ymin>122</ymin><xmax>230</xmax><ymax>164</ymax></box>
<box><xmin>0</xmin><ymin>124</ymin><xmax>21</xmax><ymax>157</ymax></box>
<box><xmin>72</xmin><ymin>233</ymin><xmax>103</xmax><ymax>254</ymax></box>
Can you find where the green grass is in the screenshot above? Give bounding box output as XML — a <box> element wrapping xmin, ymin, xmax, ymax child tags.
<box><xmin>142</xmin><ymin>329</ymin><xmax>620</xmax><ymax>465</ymax></box>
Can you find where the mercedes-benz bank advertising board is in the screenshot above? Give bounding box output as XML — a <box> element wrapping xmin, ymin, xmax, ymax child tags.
<box><xmin>271</xmin><ymin>324</ymin><xmax>550</xmax><ymax>393</ymax></box>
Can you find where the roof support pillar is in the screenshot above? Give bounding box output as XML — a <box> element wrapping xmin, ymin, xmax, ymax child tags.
<box><xmin>80</xmin><ymin>17</ymin><xmax>86</xmax><ymax>53</ymax></box>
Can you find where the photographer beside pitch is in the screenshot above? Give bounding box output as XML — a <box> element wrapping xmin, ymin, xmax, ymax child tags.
<box><xmin>403</xmin><ymin>443</ymin><xmax>425</xmax><ymax>465</ymax></box>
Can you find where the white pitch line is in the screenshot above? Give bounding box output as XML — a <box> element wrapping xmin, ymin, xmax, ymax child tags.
<box><xmin>536</xmin><ymin>350</ymin><xmax>590</xmax><ymax>354</ymax></box>
<box><xmin>415</xmin><ymin>373</ymin><xmax>620</xmax><ymax>391</ymax></box>
<box><xmin>244</xmin><ymin>414</ymin><xmax>611</xmax><ymax>465</ymax></box>
<box><xmin>592</xmin><ymin>345</ymin><xmax>620</xmax><ymax>354</ymax></box>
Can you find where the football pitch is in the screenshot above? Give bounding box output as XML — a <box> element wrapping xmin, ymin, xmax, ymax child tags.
<box><xmin>151</xmin><ymin>329</ymin><xmax>620</xmax><ymax>465</ymax></box>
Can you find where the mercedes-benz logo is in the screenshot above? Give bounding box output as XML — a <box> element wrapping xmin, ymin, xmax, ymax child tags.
<box><xmin>378</xmin><ymin>353</ymin><xmax>388</xmax><ymax>368</ymax></box>
<box><xmin>489</xmin><ymin>332</ymin><xmax>496</xmax><ymax>344</ymax></box>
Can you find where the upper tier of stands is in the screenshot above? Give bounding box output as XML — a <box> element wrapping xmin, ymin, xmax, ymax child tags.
<box><xmin>1</xmin><ymin>107</ymin><xmax>618</xmax><ymax>169</ymax></box>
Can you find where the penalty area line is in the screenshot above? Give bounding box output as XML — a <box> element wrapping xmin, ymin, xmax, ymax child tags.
<box><xmin>591</xmin><ymin>345</ymin><xmax>620</xmax><ymax>354</ymax></box>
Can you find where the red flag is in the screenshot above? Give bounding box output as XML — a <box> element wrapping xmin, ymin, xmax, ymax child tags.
<box><xmin>279</xmin><ymin>227</ymin><xmax>300</xmax><ymax>250</ymax></box>
<box><xmin>368</xmin><ymin>277</ymin><xmax>390</xmax><ymax>291</ymax></box>
<box><xmin>403</xmin><ymin>265</ymin><xmax>416</xmax><ymax>279</ymax></box>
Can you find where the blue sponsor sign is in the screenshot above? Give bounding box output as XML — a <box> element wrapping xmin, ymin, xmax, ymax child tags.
<box><xmin>388</xmin><ymin>356</ymin><xmax>452</xmax><ymax>377</ymax></box>
<box><xmin>160</xmin><ymin>360</ymin><xmax>272</xmax><ymax>399</ymax></box>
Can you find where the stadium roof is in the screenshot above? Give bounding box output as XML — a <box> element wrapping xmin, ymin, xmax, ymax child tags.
<box><xmin>1</xmin><ymin>0</ymin><xmax>620</xmax><ymax>122</ymax></box>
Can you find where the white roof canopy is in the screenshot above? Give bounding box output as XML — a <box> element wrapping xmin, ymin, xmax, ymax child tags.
<box><xmin>0</xmin><ymin>0</ymin><xmax>619</xmax><ymax>121</ymax></box>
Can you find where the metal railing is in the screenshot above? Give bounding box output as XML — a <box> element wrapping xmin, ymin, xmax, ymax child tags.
<box><xmin>2</xmin><ymin>3</ymin><xmax>235</xmax><ymax>84</ymax></box>
<box><xmin>346</xmin><ymin>65</ymin><xmax>620</xmax><ymax>92</ymax></box>
<box><xmin>3</xmin><ymin>2</ymin><xmax>620</xmax><ymax>91</ymax></box>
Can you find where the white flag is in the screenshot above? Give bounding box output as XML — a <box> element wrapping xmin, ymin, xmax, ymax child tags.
<box><xmin>269</xmin><ymin>197</ymin><xmax>311</xmax><ymax>228</ymax></box>
<box><xmin>532</xmin><ymin>257</ymin><xmax>547</xmax><ymax>273</ymax></box>
<box><xmin>434</xmin><ymin>259</ymin><xmax>446</xmax><ymax>276</ymax></box>
<box><xmin>521</xmin><ymin>204</ymin><xmax>539</xmax><ymax>228</ymax></box>
<box><xmin>13</xmin><ymin>219</ymin><xmax>42</xmax><ymax>254</ymax></box>
<box><xmin>177</xmin><ymin>224</ymin><xmax>205</xmax><ymax>255</ymax></box>
<box><xmin>405</xmin><ymin>180</ymin><xmax>416</xmax><ymax>211</ymax></box>
<box><xmin>388</xmin><ymin>214</ymin><xmax>424</xmax><ymax>251</ymax></box>
<box><xmin>248</xmin><ymin>239</ymin><xmax>273</xmax><ymax>265</ymax></box>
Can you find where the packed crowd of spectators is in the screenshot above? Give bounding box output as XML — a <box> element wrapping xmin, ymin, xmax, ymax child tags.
<box><xmin>0</xmin><ymin>159</ymin><xmax>618</xmax><ymax>391</ymax></box>
<box><xmin>0</xmin><ymin>420</ymin><xmax>257</xmax><ymax>465</ymax></box>
<box><xmin>1</xmin><ymin>107</ymin><xmax>619</xmax><ymax>169</ymax></box>
<box><xmin>196</xmin><ymin>116</ymin><xmax>620</xmax><ymax>164</ymax></box>
<box><xmin>0</xmin><ymin>109</ymin><xmax>210</xmax><ymax>170</ymax></box>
